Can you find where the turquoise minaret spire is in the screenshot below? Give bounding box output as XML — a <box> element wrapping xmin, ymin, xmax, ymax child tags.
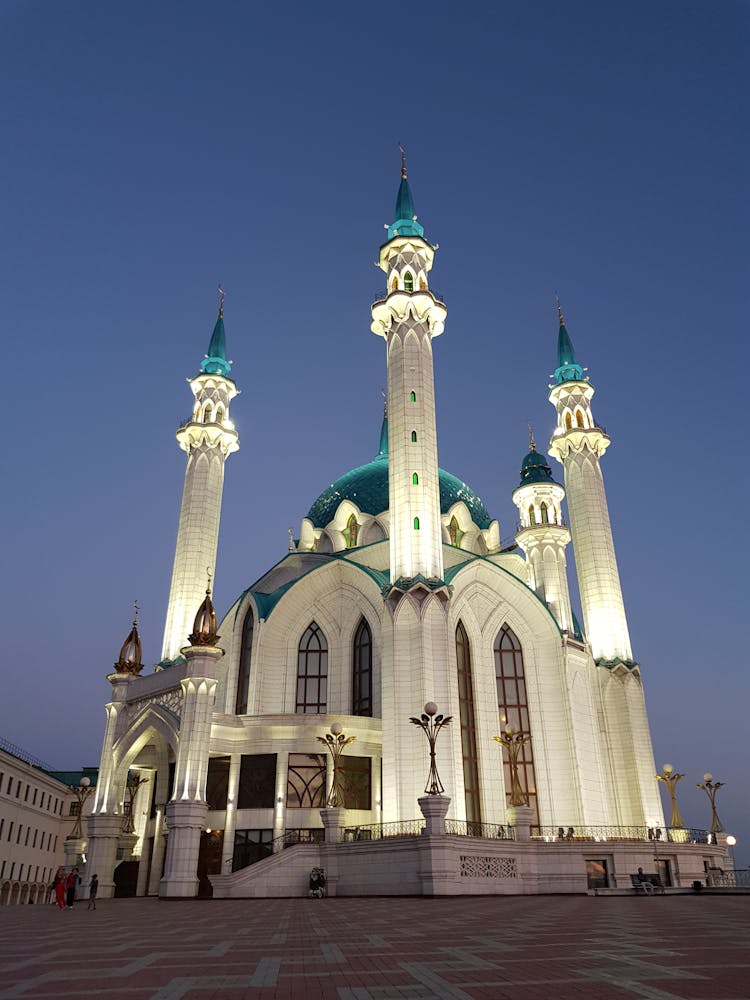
<box><xmin>200</xmin><ymin>287</ymin><xmax>232</xmax><ymax>378</ymax></box>
<box><xmin>553</xmin><ymin>299</ymin><xmax>584</xmax><ymax>384</ymax></box>
<box><xmin>387</xmin><ymin>147</ymin><xmax>425</xmax><ymax>240</ymax></box>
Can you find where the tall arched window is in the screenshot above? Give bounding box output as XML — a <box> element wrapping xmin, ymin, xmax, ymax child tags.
<box><xmin>403</xmin><ymin>271</ymin><xmax>414</xmax><ymax>292</ymax></box>
<box><xmin>235</xmin><ymin>608</ymin><xmax>253</xmax><ymax>714</ymax></box>
<box><xmin>413</xmin><ymin>516</ymin><xmax>420</xmax><ymax>530</ymax></box>
<box><xmin>409</xmin><ymin>390</ymin><xmax>416</xmax><ymax>402</ymax></box>
<box><xmin>448</xmin><ymin>515</ymin><xmax>464</xmax><ymax>547</ymax></box>
<box><xmin>203</xmin><ymin>403</ymin><xmax>213</xmax><ymax>423</ymax></box>
<box><xmin>343</xmin><ymin>513</ymin><xmax>359</xmax><ymax>548</ymax></box>
<box><xmin>296</xmin><ymin>622</ymin><xmax>328</xmax><ymax>713</ymax></box>
<box><xmin>494</xmin><ymin>625</ymin><xmax>538</xmax><ymax>825</ymax></box>
<box><xmin>412</xmin><ymin>472</ymin><xmax>419</xmax><ymax>485</ymax></box>
<box><xmin>565</xmin><ymin>411</ymin><xmax>572</xmax><ymax>430</ymax></box>
<box><xmin>411</xmin><ymin>430</ymin><xmax>417</xmax><ymax>442</ymax></box>
<box><xmin>391</xmin><ymin>275</ymin><xmax>398</xmax><ymax>292</ymax></box>
<box><xmin>540</xmin><ymin>501</ymin><xmax>549</xmax><ymax>524</ymax></box>
<box><xmin>528</xmin><ymin>504</ymin><xmax>536</xmax><ymax>525</ymax></box>
<box><xmin>456</xmin><ymin>622</ymin><xmax>481</xmax><ymax>826</ymax></box>
<box><xmin>352</xmin><ymin>618</ymin><xmax>372</xmax><ymax>717</ymax></box>
<box><xmin>576</xmin><ymin>408</ymin><xmax>585</xmax><ymax>428</ymax></box>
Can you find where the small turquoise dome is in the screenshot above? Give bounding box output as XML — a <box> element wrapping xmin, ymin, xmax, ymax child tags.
<box><xmin>519</xmin><ymin>447</ymin><xmax>555</xmax><ymax>486</ymax></box>
<box><xmin>307</xmin><ymin>418</ymin><xmax>491</xmax><ymax>530</ymax></box>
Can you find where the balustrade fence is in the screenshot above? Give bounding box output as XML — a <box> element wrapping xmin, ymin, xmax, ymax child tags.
<box><xmin>532</xmin><ymin>825</ymin><xmax>712</xmax><ymax>844</ymax></box>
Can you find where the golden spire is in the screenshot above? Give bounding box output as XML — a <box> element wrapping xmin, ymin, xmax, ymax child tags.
<box><xmin>528</xmin><ymin>424</ymin><xmax>536</xmax><ymax>451</ymax></box>
<box><xmin>218</xmin><ymin>284</ymin><xmax>225</xmax><ymax>319</ymax></box>
<box><xmin>556</xmin><ymin>294</ymin><xmax>565</xmax><ymax>327</ymax></box>
<box><xmin>114</xmin><ymin>601</ymin><xmax>144</xmax><ymax>675</ymax></box>
<box><xmin>188</xmin><ymin>568</ymin><xmax>220</xmax><ymax>646</ymax></box>
<box><xmin>399</xmin><ymin>143</ymin><xmax>407</xmax><ymax>180</ymax></box>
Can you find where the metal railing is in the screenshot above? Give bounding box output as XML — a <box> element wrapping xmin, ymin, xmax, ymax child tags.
<box><xmin>445</xmin><ymin>819</ymin><xmax>515</xmax><ymax>840</ymax></box>
<box><xmin>516</xmin><ymin>516</ymin><xmax>568</xmax><ymax>533</ymax></box>
<box><xmin>0</xmin><ymin>737</ymin><xmax>55</xmax><ymax>771</ymax></box>
<box><xmin>707</xmin><ymin>868</ymin><xmax>750</xmax><ymax>888</ymax></box>
<box><xmin>532</xmin><ymin>825</ymin><xmax>712</xmax><ymax>844</ymax></box>
<box><xmin>341</xmin><ymin>819</ymin><xmax>425</xmax><ymax>842</ymax></box>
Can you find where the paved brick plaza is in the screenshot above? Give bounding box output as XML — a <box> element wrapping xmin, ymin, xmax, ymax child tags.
<box><xmin>0</xmin><ymin>895</ymin><xmax>748</xmax><ymax>999</ymax></box>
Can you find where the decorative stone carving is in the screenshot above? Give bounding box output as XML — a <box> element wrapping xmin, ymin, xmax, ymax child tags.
<box><xmin>459</xmin><ymin>855</ymin><xmax>518</xmax><ymax>879</ymax></box>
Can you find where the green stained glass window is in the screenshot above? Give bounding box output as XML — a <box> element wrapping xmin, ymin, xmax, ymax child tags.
<box><xmin>412</xmin><ymin>472</ymin><xmax>419</xmax><ymax>485</ymax></box>
<box><xmin>413</xmin><ymin>517</ymin><xmax>420</xmax><ymax>530</ymax></box>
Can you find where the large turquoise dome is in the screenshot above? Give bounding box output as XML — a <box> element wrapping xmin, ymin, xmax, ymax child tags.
<box><xmin>307</xmin><ymin>419</ymin><xmax>492</xmax><ymax>530</ymax></box>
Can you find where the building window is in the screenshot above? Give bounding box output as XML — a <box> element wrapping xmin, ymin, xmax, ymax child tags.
<box><xmin>411</xmin><ymin>430</ymin><xmax>417</xmax><ymax>442</ymax></box>
<box><xmin>410</xmin><ymin>391</ymin><xmax>416</xmax><ymax>402</ymax></box>
<box><xmin>413</xmin><ymin>516</ymin><xmax>420</xmax><ymax>530</ymax></box>
<box><xmin>456</xmin><ymin>622</ymin><xmax>481</xmax><ymax>825</ymax></box>
<box><xmin>494</xmin><ymin>624</ymin><xmax>539</xmax><ymax>826</ymax></box>
<box><xmin>565</xmin><ymin>411</ymin><xmax>572</xmax><ymax>429</ymax></box>
<box><xmin>586</xmin><ymin>859</ymin><xmax>609</xmax><ymax>889</ymax></box>
<box><xmin>343</xmin><ymin>513</ymin><xmax>359</xmax><ymax>548</ymax></box>
<box><xmin>540</xmin><ymin>501</ymin><xmax>549</xmax><ymax>524</ymax></box>
<box><xmin>205</xmin><ymin>756</ymin><xmax>230</xmax><ymax>811</ymax></box>
<box><xmin>7</xmin><ymin>821</ymin><xmax>13</xmax><ymax>841</ymax></box>
<box><xmin>15</xmin><ymin>781</ymin><xmax>21</xmax><ymax>798</ymax></box>
<box><xmin>286</xmin><ymin>753</ymin><xmax>326</xmax><ymax>808</ymax></box>
<box><xmin>232</xmin><ymin>829</ymin><xmax>273</xmax><ymax>871</ymax></box>
<box><xmin>576</xmin><ymin>408</ymin><xmax>585</xmax><ymax>428</ymax></box>
<box><xmin>236</xmin><ymin>608</ymin><xmax>253</xmax><ymax>715</ymax></box>
<box><xmin>69</xmin><ymin>802</ymin><xmax>81</xmax><ymax>817</ymax></box>
<box><xmin>237</xmin><ymin>754</ymin><xmax>277</xmax><ymax>810</ymax></box>
<box><xmin>448</xmin><ymin>515</ymin><xmax>464</xmax><ymax>547</ymax></box>
<box><xmin>404</xmin><ymin>271</ymin><xmax>414</xmax><ymax>292</ymax></box>
<box><xmin>203</xmin><ymin>403</ymin><xmax>213</xmax><ymax>423</ymax></box>
<box><xmin>412</xmin><ymin>472</ymin><xmax>419</xmax><ymax>485</ymax></box>
<box><xmin>24</xmin><ymin>785</ymin><xmax>29</xmax><ymax>802</ymax></box>
<box><xmin>341</xmin><ymin>756</ymin><xmax>372</xmax><ymax>810</ymax></box>
<box><xmin>528</xmin><ymin>504</ymin><xmax>536</xmax><ymax>525</ymax></box>
<box><xmin>296</xmin><ymin>622</ymin><xmax>328</xmax><ymax>713</ymax></box>
<box><xmin>390</xmin><ymin>275</ymin><xmax>398</xmax><ymax>292</ymax></box>
<box><xmin>352</xmin><ymin>618</ymin><xmax>372</xmax><ymax>717</ymax></box>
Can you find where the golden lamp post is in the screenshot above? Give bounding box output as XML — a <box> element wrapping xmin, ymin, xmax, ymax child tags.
<box><xmin>122</xmin><ymin>772</ymin><xmax>150</xmax><ymax>834</ymax></box>
<box><xmin>68</xmin><ymin>777</ymin><xmax>94</xmax><ymax>839</ymax></box>
<box><xmin>696</xmin><ymin>773</ymin><xmax>725</xmax><ymax>835</ymax></box>
<box><xmin>656</xmin><ymin>763</ymin><xmax>685</xmax><ymax>829</ymax></box>
<box><xmin>316</xmin><ymin>723</ymin><xmax>356</xmax><ymax>807</ymax></box>
<box><xmin>493</xmin><ymin>720</ymin><xmax>531</xmax><ymax>807</ymax></box>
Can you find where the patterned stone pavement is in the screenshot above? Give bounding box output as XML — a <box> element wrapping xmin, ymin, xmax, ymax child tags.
<box><xmin>0</xmin><ymin>895</ymin><xmax>748</xmax><ymax>999</ymax></box>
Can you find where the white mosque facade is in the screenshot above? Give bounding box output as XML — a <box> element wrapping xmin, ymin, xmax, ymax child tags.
<box><xmin>85</xmin><ymin>166</ymin><xmax>724</xmax><ymax>898</ymax></box>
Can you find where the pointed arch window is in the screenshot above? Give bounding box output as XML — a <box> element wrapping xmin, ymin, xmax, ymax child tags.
<box><xmin>412</xmin><ymin>472</ymin><xmax>419</xmax><ymax>485</ymax></box>
<box><xmin>448</xmin><ymin>515</ymin><xmax>464</xmax><ymax>547</ymax></box>
<box><xmin>419</xmin><ymin>276</ymin><xmax>426</xmax><ymax>290</ymax></box>
<box><xmin>413</xmin><ymin>516</ymin><xmax>420</xmax><ymax>530</ymax></box>
<box><xmin>215</xmin><ymin>405</ymin><xmax>224</xmax><ymax>424</ymax></box>
<box><xmin>391</xmin><ymin>275</ymin><xmax>398</xmax><ymax>292</ymax></box>
<box><xmin>409</xmin><ymin>391</ymin><xmax>416</xmax><ymax>402</ymax></box>
<box><xmin>343</xmin><ymin>513</ymin><xmax>359</xmax><ymax>548</ymax></box>
<box><xmin>352</xmin><ymin>618</ymin><xmax>372</xmax><ymax>717</ymax></box>
<box><xmin>403</xmin><ymin>271</ymin><xmax>414</xmax><ymax>292</ymax></box>
<box><xmin>456</xmin><ymin>622</ymin><xmax>481</xmax><ymax>826</ymax></box>
<box><xmin>576</xmin><ymin>409</ymin><xmax>585</xmax><ymax>428</ymax></box>
<box><xmin>494</xmin><ymin>625</ymin><xmax>538</xmax><ymax>825</ymax></box>
<box><xmin>528</xmin><ymin>505</ymin><xmax>536</xmax><ymax>525</ymax></box>
<box><xmin>204</xmin><ymin>403</ymin><xmax>213</xmax><ymax>423</ymax></box>
<box><xmin>235</xmin><ymin>608</ymin><xmax>253</xmax><ymax>714</ymax></box>
<box><xmin>296</xmin><ymin>622</ymin><xmax>328</xmax><ymax>714</ymax></box>
<box><xmin>565</xmin><ymin>411</ymin><xmax>572</xmax><ymax>430</ymax></box>
<box><xmin>411</xmin><ymin>430</ymin><xmax>417</xmax><ymax>442</ymax></box>
<box><xmin>540</xmin><ymin>502</ymin><xmax>549</xmax><ymax>524</ymax></box>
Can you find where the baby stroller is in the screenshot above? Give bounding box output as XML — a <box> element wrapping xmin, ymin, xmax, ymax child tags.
<box><xmin>308</xmin><ymin>867</ymin><xmax>327</xmax><ymax>898</ymax></box>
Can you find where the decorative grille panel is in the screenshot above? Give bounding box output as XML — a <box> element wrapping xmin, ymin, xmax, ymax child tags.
<box><xmin>459</xmin><ymin>855</ymin><xmax>518</xmax><ymax>879</ymax></box>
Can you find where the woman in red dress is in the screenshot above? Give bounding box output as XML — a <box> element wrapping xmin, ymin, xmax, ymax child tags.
<box><xmin>54</xmin><ymin>869</ymin><xmax>67</xmax><ymax>909</ymax></box>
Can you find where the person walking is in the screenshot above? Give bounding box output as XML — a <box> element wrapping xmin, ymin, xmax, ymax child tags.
<box><xmin>87</xmin><ymin>874</ymin><xmax>99</xmax><ymax>910</ymax></box>
<box><xmin>54</xmin><ymin>869</ymin><xmax>67</xmax><ymax>910</ymax></box>
<box><xmin>66</xmin><ymin>867</ymin><xmax>79</xmax><ymax>909</ymax></box>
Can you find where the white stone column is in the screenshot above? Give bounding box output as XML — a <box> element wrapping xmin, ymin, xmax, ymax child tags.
<box><xmin>418</xmin><ymin>795</ymin><xmax>450</xmax><ymax>835</ymax></box>
<box><xmin>159</xmin><ymin>801</ymin><xmax>208</xmax><ymax>898</ymax></box>
<box><xmin>85</xmin><ymin>814</ymin><xmax>123</xmax><ymax>899</ymax></box>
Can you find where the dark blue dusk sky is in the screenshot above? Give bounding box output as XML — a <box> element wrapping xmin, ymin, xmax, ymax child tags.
<box><xmin>1</xmin><ymin>2</ymin><xmax>747</xmax><ymax>857</ymax></box>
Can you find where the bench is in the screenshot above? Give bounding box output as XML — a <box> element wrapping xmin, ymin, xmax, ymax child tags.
<box><xmin>630</xmin><ymin>873</ymin><xmax>665</xmax><ymax>894</ymax></box>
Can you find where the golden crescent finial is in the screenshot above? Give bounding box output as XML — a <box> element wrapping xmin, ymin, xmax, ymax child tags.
<box><xmin>528</xmin><ymin>424</ymin><xmax>536</xmax><ymax>451</ymax></box>
<box><xmin>398</xmin><ymin>143</ymin><xmax>407</xmax><ymax>179</ymax></box>
<box><xmin>133</xmin><ymin>599</ymin><xmax>139</xmax><ymax>627</ymax></box>
<box><xmin>206</xmin><ymin>567</ymin><xmax>213</xmax><ymax>595</ymax></box>
<box><xmin>218</xmin><ymin>285</ymin><xmax>225</xmax><ymax>319</ymax></box>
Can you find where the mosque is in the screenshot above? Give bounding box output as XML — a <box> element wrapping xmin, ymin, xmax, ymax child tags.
<box><xmin>85</xmin><ymin>161</ymin><xmax>722</xmax><ymax>898</ymax></box>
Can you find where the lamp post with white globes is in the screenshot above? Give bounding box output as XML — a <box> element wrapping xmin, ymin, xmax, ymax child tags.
<box><xmin>69</xmin><ymin>777</ymin><xmax>93</xmax><ymax>839</ymax></box>
<box><xmin>656</xmin><ymin>763</ymin><xmax>685</xmax><ymax>829</ymax></box>
<box><xmin>696</xmin><ymin>773</ymin><xmax>725</xmax><ymax>836</ymax></box>
<box><xmin>726</xmin><ymin>835</ymin><xmax>737</xmax><ymax>873</ymax></box>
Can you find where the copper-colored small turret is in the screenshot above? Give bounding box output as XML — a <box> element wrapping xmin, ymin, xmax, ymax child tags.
<box><xmin>188</xmin><ymin>570</ymin><xmax>220</xmax><ymax>646</ymax></box>
<box><xmin>114</xmin><ymin>602</ymin><xmax>144</xmax><ymax>675</ymax></box>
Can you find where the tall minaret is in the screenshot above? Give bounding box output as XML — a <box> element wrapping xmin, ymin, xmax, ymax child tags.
<box><xmin>371</xmin><ymin>152</ymin><xmax>447</xmax><ymax>582</ymax></box>
<box><xmin>547</xmin><ymin>303</ymin><xmax>632</xmax><ymax>662</ymax></box>
<box><xmin>161</xmin><ymin>292</ymin><xmax>239</xmax><ymax>663</ymax></box>
<box><xmin>512</xmin><ymin>430</ymin><xmax>573</xmax><ymax>633</ymax></box>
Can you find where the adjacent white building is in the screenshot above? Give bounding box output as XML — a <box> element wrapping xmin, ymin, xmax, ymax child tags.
<box><xmin>86</xmin><ymin>164</ymin><xmax>722</xmax><ymax>899</ymax></box>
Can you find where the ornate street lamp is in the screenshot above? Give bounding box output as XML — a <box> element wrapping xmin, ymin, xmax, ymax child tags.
<box><xmin>409</xmin><ymin>702</ymin><xmax>452</xmax><ymax>795</ymax></box>
<box><xmin>122</xmin><ymin>771</ymin><xmax>150</xmax><ymax>834</ymax></box>
<box><xmin>68</xmin><ymin>777</ymin><xmax>94</xmax><ymax>839</ymax></box>
<box><xmin>696</xmin><ymin>773</ymin><xmax>725</xmax><ymax>835</ymax></box>
<box><xmin>656</xmin><ymin>763</ymin><xmax>685</xmax><ymax>829</ymax></box>
<box><xmin>493</xmin><ymin>720</ymin><xmax>531</xmax><ymax>807</ymax></box>
<box><xmin>316</xmin><ymin>723</ymin><xmax>356</xmax><ymax>807</ymax></box>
